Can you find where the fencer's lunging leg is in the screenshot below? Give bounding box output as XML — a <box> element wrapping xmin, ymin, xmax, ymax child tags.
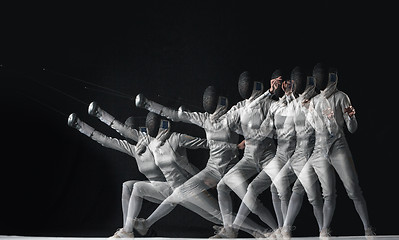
<box><xmin>290</xmin><ymin>162</ymin><xmax>324</xmax><ymax>231</ymax></box>
<box><xmin>233</xmin><ymin>171</ymin><xmax>278</xmax><ymax>230</ymax></box>
<box><xmin>123</xmin><ymin>184</ymin><xmax>145</xmax><ymax>232</ymax></box>
<box><xmin>271</xmin><ymin>186</ymin><xmax>284</xmax><ymax>228</ymax></box>
<box><xmin>144</xmin><ymin>186</ymin><xmax>222</xmax><ymax>231</ymax></box>
<box><xmin>217</xmin><ymin>179</ymin><xmax>235</xmax><ymax>229</ymax></box>
<box><xmin>121</xmin><ymin>181</ymin><xmax>136</xmax><ymax>225</ymax></box>
<box><xmin>123</xmin><ymin>182</ymin><xmax>170</xmax><ymax>233</ymax></box>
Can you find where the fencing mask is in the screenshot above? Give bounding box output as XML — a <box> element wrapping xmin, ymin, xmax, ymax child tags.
<box><xmin>291</xmin><ymin>66</ymin><xmax>307</xmax><ymax>95</ymax></box>
<box><xmin>313</xmin><ymin>63</ymin><xmax>329</xmax><ymax>91</ymax></box>
<box><xmin>145</xmin><ymin>112</ymin><xmax>161</xmax><ymax>138</ymax></box>
<box><xmin>124</xmin><ymin>116</ymin><xmax>136</xmax><ymax>129</ymax></box>
<box><xmin>238</xmin><ymin>71</ymin><xmax>254</xmax><ymax>99</ymax></box>
<box><xmin>271</xmin><ymin>69</ymin><xmax>285</xmax><ymax>99</ymax></box>
<box><xmin>203</xmin><ymin>86</ymin><xmax>219</xmax><ymax>114</ymax></box>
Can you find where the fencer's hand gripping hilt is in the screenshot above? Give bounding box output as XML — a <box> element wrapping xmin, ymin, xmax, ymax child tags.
<box><xmin>88</xmin><ymin>101</ymin><xmax>116</xmax><ymax>126</ymax></box>
<box><xmin>68</xmin><ymin>113</ymin><xmax>96</xmax><ymax>138</ymax></box>
<box><xmin>67</xmin><ymin>113</ymin><xmax>80</xmax><ymax>129</ymax></box>
<box><xmin>88</xmin><ymin>101</ymin><xmax>101</xmax><ymax>117</ymax></box>
<box><xmin>135</xmin><ymin>93</ymin><xmax>148</xmax><ymax>108</ymax></box>
<box><xmin>136</xmin><ymin>93</ymin><xmax>179</xmax><ymax>120</ymax></box>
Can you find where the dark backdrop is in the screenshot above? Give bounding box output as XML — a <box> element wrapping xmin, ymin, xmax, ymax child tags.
<box><xmin>1</xmin><ymin>0</ymin><xmax>397</xmax><ymax>238</ymax></box>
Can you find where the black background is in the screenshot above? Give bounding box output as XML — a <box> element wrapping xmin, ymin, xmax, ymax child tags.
<box><xmin>1</xmin><ymin>0</ymin><xmax>398</xmax><ymax>238</ymax></box>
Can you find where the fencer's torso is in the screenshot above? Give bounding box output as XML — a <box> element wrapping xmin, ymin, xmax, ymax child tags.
<box><xmin>178</xmin><ymin>110</ymin><xmax>239</xmax><ymax>175</ymax></box>
<box><xmin>84</xmin><ymin>125</ymin><xmax>166</xmax><ymax>182</ymax></box>
<box><xmin>311</xmin><ymin>89</ymin><xmax>357</xmax><ymax>151</ymax></box>
<box><xmin>133</xmin><ymin>144</ymin><xmax>167</xmax><ymax>182</ymax></box>
<box><xmin>144</xmin><ymin>99</ymin><xmax>239</xmax><ymax>175</ymax></box>
<box><xmin>230</xmin><ymin>97</ymin><xmax>277</xmax><ymax>160</ymax></box>
<box><xmin>237</xmin><ymin>99</ymin><xmax>268</xmax><ymax>140</ymax></box>
<box><xmin>146</xmin><ymin>132</ymin><xmax>206</xmax><ymax>189</ymax></box>
<box><xmin>267</xmin><ymin>95</ymin><xmax>297</xmax><ymax>157</ymax></box>
<box><xmin>293</xmin><ymin>96</ymin><xmax>316</xmax><ymax>155</ymax></box>
<box><xmin>324</xmin><ymin>90</ymin><xmax>357</xmax><ymax>134</ymax></box>
<box><xmin>108</xmin><ymin>122</ymin><xmax>168</xmax><ymax>182</ymax></box>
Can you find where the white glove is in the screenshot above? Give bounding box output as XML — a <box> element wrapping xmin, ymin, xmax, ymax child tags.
<box><xmin>135</xmin><ymin>94</ymin><xmax>148</xmax><ymax>108</ymax></box>
<box><xmin>67</xmin><ymin>113</ymin><xmax>80</xmax><ymax>129</ymax></box>
<box><xmin>88</xmin><ymin>101</ymin><xmax>101</xmax><ymax>117</ymax></box>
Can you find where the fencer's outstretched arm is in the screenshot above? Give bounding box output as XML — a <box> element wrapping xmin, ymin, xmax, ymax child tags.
<box><xmin>88</xmin><ymin>101</ymin><xmax>140</xmax><ymax>142</ymax></box>
<box><xmin>177</xmin><ymin>133</ymin><xmax>209</xmax><ymax>150</ymax></box>
<box><xmin>213</xmin><ymin>101</ymin><xmax>275</xmax><ymax>141</ymax></box>
<box><xmin>68</xmin><ymin>113</ymin><xmax>137</xmax><ymax>157</ymax></box>
<box><xmin>135</xmin><ymin>94</ymin><xmax>179</xmax><ymax>120</ymax></box>
<box><xmin>136</xmin><ymin>94</ymin><xmax>206</xmax><ymax>127</ymax></box>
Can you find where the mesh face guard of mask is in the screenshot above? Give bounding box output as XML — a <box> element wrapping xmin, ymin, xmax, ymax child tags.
<box><xmin>203</xmin><ymin>86</ymin><xmax>219</xmax><ymax>114</ymax></box>
<box><xmin>145</xmin><ymin>112</ymin><xmax>161</xmax><ymax>138</ymax></box>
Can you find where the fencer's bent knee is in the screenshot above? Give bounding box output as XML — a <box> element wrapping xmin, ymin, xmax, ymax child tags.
<box><xmin>277</xmin><ymin>189</ymin><xmax>291</xmax><ymax>202</ymax></box>
<box><xmin>244</xmin><ymin>184</ymin><xmax>265</xmax><ymax>212</ymax></box>
<box><xmin>346</xmin><ymin>185</ymin><xmax>363</xmax><ymax>201</ymax></box>
<box><xmin>292</xmin><ymin>181</ymin><xmax>305</xmax><ymax>196</ymax></box>
<box><xmin>308</xmin><ymin>194</ymin><xmax>323</xmax><ymax>206</ymax></box>
<box><xmin>217</xmin><ymin>179</ymin><xmax>230</xmax><ymax>193</ymax></box>
<box><xmin>164</xmin><ymin>189</ymin><xmax>182</xmax><ymax>204</ymax></box>
<box><xmin>322</xmin><ymin>188</ymin><xmax>337</xmax><ymax>201</ymax></box>
<box><xmin>247</xmin><ymin>182</ymin><xmax>263</xmax><ymax>197</ymax></box>
<box><xmin>122</xmin><ymin>181</ymin><xmax>135</xmax><ymax>202</ymax></box>
<box><xmin>122</xmin><ymin>181</ymin><xmax>134</xmax><ymax>194</ymax></box>
<box><xmin>270</xmin><ymin>185</ymin><xmax>278</xmax><ymax>195</ymax></box>
<box><xmin>132</xmin><ymin>182</ymin><xmax>146</xmax><ymax>198</ymax></box>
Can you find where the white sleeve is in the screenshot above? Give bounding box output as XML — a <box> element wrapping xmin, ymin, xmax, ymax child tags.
<box><xmin>78</xmin><ymin>120</ymin><xmax>136</xmax><ymax>157</ymax></box>
<box><xmin>341</xmin><ymin>93</ymin><xmax>358</xmax><ymax>133</ymax></box>
<box><xmin>177</xmin><ymin>110</ymin><xmax>207</xmax><ymax>128</ymax></box>
<box><xmin>96</xmin><ymin>108</ymin><xmax>140</xmax><ymax>142</ymax></box>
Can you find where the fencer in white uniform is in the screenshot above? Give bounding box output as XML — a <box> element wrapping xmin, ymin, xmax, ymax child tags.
<box><xmin>68</xmin><ymin>104</ymin><xmax>221</xmax><ymax>238</ymax></box>
<box><xmin>223</xmin><ymin>71</ymin><xmax>301</xmax><ymax>239</ymax></box>
<box><xmin>309</xmin><ymin>63</ymin><xmax>374</xmax><ymax>238</ymax></box>
<box><xmin>210</xmin><ymin>71</ymin><xmax>286</xmax><ymax>238</ymax></box>
<box><xmin>129</xmin><ymin>111</ymin><xmax>232</xmax><ymax>236</ymax></box>
<box><xmin>134</xmin><ymin>86</ymin><xmax>268</xmax><ymax>237</ymax></box>
<box><xmin>270</xmin><ymin>68</ymin><xmax>324</xmax><ymax>239</ymax></box>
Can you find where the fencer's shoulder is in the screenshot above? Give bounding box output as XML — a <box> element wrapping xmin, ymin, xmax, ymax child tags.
<box><xmin>334</xmin><ymin>90</ymin><xmax>350</xmax><ymax>99</ymax></box>
<box><xmin>225</xmin><ymin>100</ymin><xmax>244</xmax><ymax>115</ymax></box>
<box><xmin>261</xmin><ymin>96</ymin><xmax>274</xmax><ymax>105</ymax></box>
<box><xmin>308</xmin><ymin>94</ymin><xmax>322</xmax><ymax>107</ymax></box>
<box><xmin>269</xmin><ymin>100</ymin><xmax>280</xmax><ymax>112</ymax></box>
<box><xmin>271</xmin><ymin>99</ymin><xmax>280</xmax><ymax>106</ymax></box>
<box><xmin>293</xmin><ymin>97</ymin><xmax>303</xmax><ymax>104</ymax></box>
<box><xmin>312</xmin><ymin>94</ymin><xmax>322</xmax><ymax>100</ymax></box>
